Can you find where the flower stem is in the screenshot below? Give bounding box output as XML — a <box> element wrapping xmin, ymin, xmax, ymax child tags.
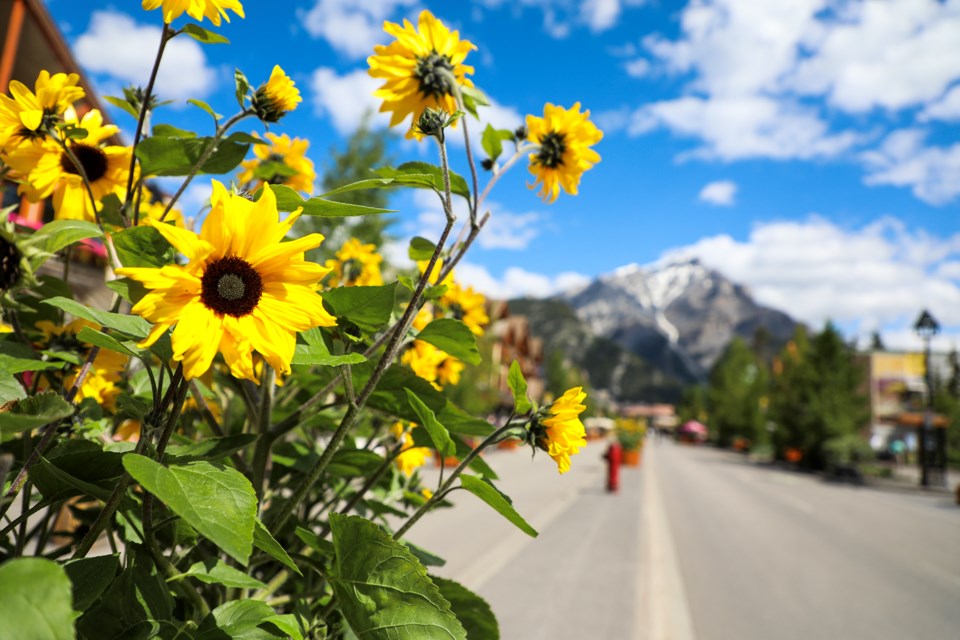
<box><xmin>393</xmin><ymin>422</ymin><xmax>514</xmax><ymax>540</ymax></box>
<box><xmin>128</xmin><ymin>23</ymin><xmax>171</xmax><ymax>225</ymax></box>
<box><xmin>159</xmin><ymin>110</ymin><xmax>253</xmax><ymax>222</ymax></box>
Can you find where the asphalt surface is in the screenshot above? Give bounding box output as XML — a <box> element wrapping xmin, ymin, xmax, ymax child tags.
<box><xmin>406</xmin><ymin>440</ymin><xmax>960</xmax><ymax>639</ymax></box>
<box><xmin>657</xmin><ymin>442</ymin><xmax>960</xmax><ymax>640</ymax></box>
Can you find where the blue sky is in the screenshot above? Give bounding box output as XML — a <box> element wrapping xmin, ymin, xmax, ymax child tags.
<box><xmin>49</xmin><ymin>0</ymin><xmax>960</xmax><ymax>350</ymax></box>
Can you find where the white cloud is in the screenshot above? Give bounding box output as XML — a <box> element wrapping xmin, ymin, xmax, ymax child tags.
<box><xmin>298</xmin><ymin>0</ymin><xmax>417</xmax><ymax>59</ymax></box>
<box><xmin>410</xmin><ymin>190</ymin><xmax>542</xmax><ymax>251</ymax></box>
<box><xmin>624</xmin><ymin>58</ymin><xmax>650</xmax><ymax>78</ymax></box>
<box><xmin>310</xmin><ymin>67</ymin><xmax>389</xmax><ymax>135</ymax></box>
<box><xmin>457</xmin><ymin>263</ymin><xmax>590</xmax><ymax>299</ymax></box>
<box><xmin>698</xmin><ymin>180</ymin><xmax>737</xmax><ymax>206</ymax></box>
<box><xmin>861</xmin><ymin>129</ymin><xmax>960</xmax><ymax>206</ymax></box>
<box><xmin>786</xmin><ymin>0</ymin><xmax>960</xmax><ymax>113</ymax></box>
<box><xmin>75</xmin><ymin>11</ymin><xmax>216</xmax><ymax>103</ymax></box>
<box><xmin>581</xmin><ymin>0</ymin><xmax>621</xmax><ymax>32</ymax></box>
<box><xmin>920</xmin><ymin>85</ymin><xmax>960</xmax><ymax>122</ymax></box>
<box><xmin>658</xmin><ymin>216</ymin><xmax>960</xmax><ymax>343</ymax></box>
<box><xmin>630</xmin><ymin>95</ymin><xmax>858</xmax><ymax>161</ymax></box>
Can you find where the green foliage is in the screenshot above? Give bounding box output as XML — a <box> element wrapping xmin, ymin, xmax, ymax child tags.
<box><xmin>123</xmin><ymin>455</ymin><xmax>257</xmax><ymax>564</ymax></box>
<box><xmin>406</xmin><ymin>389</ymin><xmax>455</xmax><ymax>456</ymax></box>
<box><xmin>111</xmin><ymin>224</ymin><xmax>174</xmax><ymax>268</ymax></box>
<box><xmin>136</xmin><ymin>131</ymin><xmax>254</xmax><ymax>176</ymax></box>
<box><xmin>417</xmin><ymin>318</ymin><xmax>482</xmax><ymax>365</ymax></box>
<box><xmin>0</xmin><ymin>558</ymin><xmax>75</xmax><ymax>640</ymax></box>
<box><xmin>432</xmin><ymin>577</ymin><xmax>500</xmax><ymax>640</ymax></box>
<box><xmin>507</xmin><ymin>360</ymin><xmax>533</xmax><ymax>415</ymax></box>
<box><xmin>269</xmin><ymin>184</ymin><xmax>394</xmax><ymax>218</ymax></box>
<box><xmin>374</xmin><ymin>162</ymin><xmax>471</xmax><ymax>200</ymax></box>
<box><xmin>0</xmin><ymin>391</ymin><xmax>73</xmax><ymax>435</ymax></box>
<box><xmin>329</xmin><ymin>514</ymin><xmax>467</xmax><ymax>640</ymax></box>
<box><xmin>706</xmin><ymin>337</ymin><xmax>768</xmax><ymax>446</ymax></box>
<box><xmin>322</xmin><ymin>283</ymin><xmax>397</xmax><ymax>333</ymax></box>
<box><xmin>459</xmin><ymin>475</ymin><xmax>537</xmax><ymax>537</ymax></box>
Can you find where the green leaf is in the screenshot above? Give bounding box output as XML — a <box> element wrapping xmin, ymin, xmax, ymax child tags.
<box><xmin>0</xmin><ymin>353</ymin><xmax>64</xmax><ymax>375</ymax></box>
<box><xmin>253</xmin><ymin>519</ymin><xmax>302</xmax><ymax>576</ymax></box>
<box><xmin>295</xmin><ymin>526</ymin><xmax>335</xmax><ymax>557</ymax></box>
<box><xmin>196</xmin><ymin>600</ymin><xmax>302</xmax><ymax>640</ymax></box>
<box><xmin>481</xmin><ymin>124</ymin><xmax>513</xmax><ymax>164</ymax></box>
<box><xmin>432</xmin><ymin>577</ymin><xmax>499</xmax><ymax>640</ymax></box>
<box><xmin>181</xmin><ymin>23</ymin><xmax>230</xmax><ymax>44</ymax></box>
<box><xmin>105</xmin><ymin>277</ymin><xmax>147</xmax><ymax>304</ymax></box>
<box><xmin>459</xmin><ymin>475</ymin><xmax>537</xmax><ymax>537</ymax></box>
<box><xmin>103</xmin><ymin>94</ymin><xmax>139</xmax><ymax>119</ymax></box>
<box><xmin>507</xmin><ymin>360</ymin><xmax>533</xmax><ymax>415</ymax></box>
<box><xmin>42</xmin><ymin>296</ymin><xmax>151</xmax><ymax>339</ymax></box>
<box><xmin>268</xmin><ymin>184</ymin><xmax>394</xmax><ymax>217</ymax></box>
<box><xmin>174</xmin><ymin>559</ymin><xmax>267</xmax><ymax>590</ymax></box>
<box><xmin>136</xmin><ymin>133</ymin><xmax>251</xmax><ymax>176</ymax></box>
<box><xmin>0</xmin><ymin>373</ymin><xmax>26</xmax><ymax>405</ymax></box>
<box><xmin>98</xmin><ymin>193</ymin><xmax>124</xmax><ymax>227</ymax></box>
<box><xmin>77</xmin><ymin>326</ymin><xmax>140</xmax><ymax>359</ymax></box>
<box><xmin>417</xmin><ymin>318</ymin><xmax>482</xmax><ymax>365</ymax></box>
<box><xmin>405</xmin><ymin>389</ymin><xmax>455</xmax><ymax>457</ymax></box>
<box><xmin>408</xmin><ymin>236</ymin><xmax>437</xmax><ymax>261</ymax></box>
<box><xmin>31</xmin><ymin>457</ymin><xmax>116</xmax><ymax>501</ymax></box>
<box><xmin>123</xmin><ymin>455</ymin><xmax>257</xmax><ymax>564</ymax></box>
<box><xmin>188</xmin><ymin>98</ymin><xmax>223</xmax><ymax>123</ymax></box>
<box><xmin>374</xmin><ymin>162</ymin><xmax>470</xmax><ymax>200</ymax></box>
<box><xmin>0</xmin><ymin>392</ymin><xmax>73</xmax><ymax>435</ymax></box>
<box><xmin>292</xmin><ymin>342</ymin><xmax>367</xmax><ymax>367</ymax></box>
<box><xmin>0</xmin><ymin>558</ymin><xmax>75</xmax><ymax>640</ymax></box>
<box><xmin>235</xmin><ymin>68</ymin><xmax>251</xmax><ymax>108</ymax></box>
<box><xmin>329</xmin><ymin>514</ymin><xmax>467</xmax><ymax>640</ymax></box>
<box><xmin>166</xmin><ymin>434</ymin><xmax>259</xmax><ymax>462</ymax></box>
<box><xmin>152</xmin><ymin>123</ymin><xmax>196</xmax><ymax>138</ymax></box>
<box><xmin>322</xmin><ymin>283</ymin><xmax>397</xmax><ymax>333</ymax></box>
<box><xmin>64</xmin><ymin>554</ymin><xmax>120</xmax><ymax>612</ymax></box>
<box><xmin>460</xmin><ymin>85</ymin><xmax>490</xmax><ymax>119</ymax></box>
<box><xmin>24</xmin><ymin>219</ymin><xmax>102</xmax><ymax>255</ymax></box>
<box><xmin>111</xmin><ymin>220</ymin><xmax>175</xmax><ymax>268</ymax></box>
<box><xmin>405</xmin><ymin>541</ymin><xmax>446</xmax><ymax>568</ymax></box>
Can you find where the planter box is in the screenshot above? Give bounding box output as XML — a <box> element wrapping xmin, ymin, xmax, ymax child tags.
<box><xmin>623</xmin><ymin>449</ymin><xmax>641</xmax><ymax>467</ymax></box>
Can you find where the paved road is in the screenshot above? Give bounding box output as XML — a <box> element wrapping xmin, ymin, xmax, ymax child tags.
<box><xmin>406</xmin><ymin>441</ymin><xmax>960</xmax><ymax>639</ymax></box>
<box><xmin>657</xmin><ymin>442</ymin><xmax>960</xmax><ymax>640</ymax></box>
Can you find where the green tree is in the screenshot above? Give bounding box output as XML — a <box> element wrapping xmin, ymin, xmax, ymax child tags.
<box><xmin>769</xmin><ymin>323</ymin><xmax>870</xmax><ymax>468</ymax></box>
<box><xmin>302</xmin><ymin>117</ymin><xmax>396</xmax><ymax>261</ymax></box>
<box><xmin>706</xmin><ymin>337</ymin><xmax>768</xmax><ymax>447</ymax></box>
<box><xmin>677</xmin><ymin>384</ymin><xmax>708</xmax><ymax>425</ymax></box>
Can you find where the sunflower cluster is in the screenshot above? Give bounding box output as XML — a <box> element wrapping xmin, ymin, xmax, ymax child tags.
<box><xmin>391</xmin><ymin>421</ymin><xmax>431</xmax><ymax>477</ymax></box>
<box><xmin>324</xmin><ymin>238</ymin><xmax>384</xmax><ymax>288</ymax></box>
<box><xmin>0</xmin><ymin>73</ymin><xmax>134</xmax><ymax>222</ymax></box>
<box><xmin>530</xmin><ymin>387</ymin><xmax>588</xmax><ymax>474</ymax></box>
<box><xmin>238</xmin><ymin>132</ymin><xmax>316</xmax><ymax>195</ymax></box>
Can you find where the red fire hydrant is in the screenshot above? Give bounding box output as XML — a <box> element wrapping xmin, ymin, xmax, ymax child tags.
<box><xmin>604</xmin><ymin>441</ymin><xmax>622</xmax><ymax>493</ymax></box>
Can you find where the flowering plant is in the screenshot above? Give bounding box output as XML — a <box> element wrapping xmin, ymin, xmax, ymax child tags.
<box><xmin>0</xmin><ymin>5</ymin><xmax>599</xmax><ymax>638</ymax></box>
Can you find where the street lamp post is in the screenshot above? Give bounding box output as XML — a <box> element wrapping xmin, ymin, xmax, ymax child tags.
<box><xmin>914</xmin><ymin>310</ymin><xmax>940</xmax><ymax>487</ymax></box>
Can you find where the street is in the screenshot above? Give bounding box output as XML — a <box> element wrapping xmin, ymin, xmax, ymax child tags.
<box><xmin>406</xmin><ymin>440</ymin><xmax>960</xmax><ymax>639</ymax></box>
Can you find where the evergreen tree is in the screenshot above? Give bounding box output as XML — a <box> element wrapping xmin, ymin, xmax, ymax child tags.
<box><xmin>706</xmin><ymin>337</ymin><xmax>768</xmax><ymax>446</ymax></box>
<box><xmin>870</xmin><ymin>331</ymin><xmax>886</xmax><ymax>351</ymax></box>
<box><xmin>769</xmin><ymin>323</ymin><xmax>870</xmax><ymax>467</ymax></box>
<box><xmin>677</xmin><ymin>385</ymin><xmax>708</xmax><ymax>425</ymax></box>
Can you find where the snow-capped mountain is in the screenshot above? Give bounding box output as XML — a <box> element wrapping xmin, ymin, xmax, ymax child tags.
<box><xmin>561</xmin><ymin>258</ymin><xmax>798</xmax><ymax>383</ymax></box>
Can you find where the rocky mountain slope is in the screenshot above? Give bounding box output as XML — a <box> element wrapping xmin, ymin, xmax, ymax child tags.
<box><xmin>509</xmin><ymin>259</ymin><xmax>798</xmax><ymax>402</ymax></box>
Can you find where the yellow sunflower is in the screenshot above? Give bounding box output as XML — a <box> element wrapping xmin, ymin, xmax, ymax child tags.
<box><xmin>5</xmin><ymin>109</ymin><xmax>133</xmax><ymax>222</ymax></box>
<box><xmin>438</xmin><ymin>281</ymin><xmax>489</xmax><ymax>337</ymax></box>
<box><xmin>534</xmin><ymin>386</ymin><xmax>587</xmax><ymax>474</ymax></box>
<box><xmin>35</xmin><ymin>319</ymin><xmax>129</xmax><ymax>411</ymax></box>
<box><xmin>0</xmin><ymin>70</ymin><xmax>84</xmax><ymax>149</ymax></box>
<box><xmin>116</xmin><ymin>181</ymin><xmax>337</xmax><ymax>381</ymax></box>
<box><xmin>137</xmin><ymin>187</ymin><xmax>185</xmax><ymax>228</ymax></box>
<box><xmin>368</xmin><ymin>10</ymin><xmax>476</xmax><ymax>139</ymax></box>
<box><xmin>142</xmin><ymin>0</ymin><xmax>244</xmax><ymax>26</ymax></box>
<box><xmin>324</xmin><ymin>238</ymin><xmax>384</xmax><ymax>287</ymax></box>
<box><xmin>237</xmin><ymin>132</ymin><xmax>315</xmax><ymax>195</ymax></box>
<box><xmin>252</xmin><ymin>66</ymin><xmax>300</xmax><ymax>123</ymax></box>
<box><xmin>526</xmin><ymin>102</ymin><xmax>602</xmax><ymax>204</ymax></box>
<box><xmin>401</xmin><ymin>339</ymin><xmax>462</xmax><ymax>390</ymax></box>
<box><xmin>391</xmin><ymin>421</ymin><xmax>431</xmax><ymax>476</ymax></box>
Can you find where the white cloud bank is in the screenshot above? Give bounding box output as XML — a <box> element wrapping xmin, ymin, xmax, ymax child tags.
<box><xmin>457</xmin><ymin>263</ymin><xmax>590</xmax><ymax>300</ymax></box>
<box><xmin>298</xmin><ymin>0</ymin><xmax>417</xmax><ymax>59</ymax></box>
<box><xmin>612</xmin><ymin>0</ymin><xmax>960</xmax><ymax>204</ymax></box>
<box><xmin>659</xmin><ymin>216</ymin><xmax>960</xmax><ymax>349</ymax></box>
<box><xmin>75</xmin><ymin>11</ymin><xmax>216</xmax><ymax>103</ymax></box>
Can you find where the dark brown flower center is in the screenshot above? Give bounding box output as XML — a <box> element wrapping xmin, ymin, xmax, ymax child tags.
<box><xmin>59</xmin><ymin>143</ymin><xmax>109</xmax><ymax>182</ymax></box>
<box><xmin>200</xmin><ymin>256</ymin><xmax>263</xmax><ymax>317</ymax></box>
<box><xmin>341</xmin><ymin>258</ymin><xmax>363</xmax><ymax>284</ymax></box>
<box><xmin>535</xmin><ymin>131</ymin><xmax>567</xmax><ymax>169</ymax></box>
<box><xmin>415</xmin><ymin>51</ymin><xmax>456</xmax><ymax>98</ymax></box>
